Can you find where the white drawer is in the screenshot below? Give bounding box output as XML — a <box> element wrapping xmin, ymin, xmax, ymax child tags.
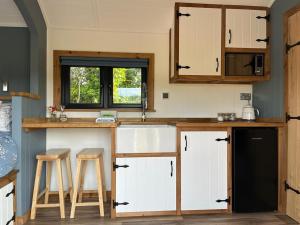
<box><xmin>116</xmin><ymin>125</ymin><xmax>176</xmax><ymax>153</ymax></box>
<box><xmin>0</xmin><ymin>182</ymin><xmax>14</xmax><ymax>225</ymax></box>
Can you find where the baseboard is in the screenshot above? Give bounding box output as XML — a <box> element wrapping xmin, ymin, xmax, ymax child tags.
<box><xmin>16</xmin><ymin>210</ymin><xmax>30</xmax><ymax>225</ymax></box>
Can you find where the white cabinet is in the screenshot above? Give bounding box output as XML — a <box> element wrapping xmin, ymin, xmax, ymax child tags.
<box><xmin>181</xmin><ymin>131</ymin><xmax>228</xmax><ymax>211</ymax></box>
<box><xmin>178</xmin><ymin>7</ymin><xmax>222</xmax><ymax>76</ymax></box>
<box><xmin>115</xmin><ymin>157</ymin><xmax>176</xmax><ymax>213</ymax></box>
<box><xmin>0</xmin><ymin>182</ymin><xmax>14</xmax><ymax>225</ymax></box>
<box><xmin>116</xmin><ymin>125</ymin><xmax>176</xmax><ymax>153</ymax></box>
<box><xmin>226</xmin><ymin>9</ymin><xmax>267</xmax><ymax>48</ymax></box>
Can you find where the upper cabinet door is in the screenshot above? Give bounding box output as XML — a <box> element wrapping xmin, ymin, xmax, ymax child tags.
<box><xmin>226</xmin><ymin>9</ymin><xmax>267</xmax><ymax>48</ymax></box>
<box><xmin>178</xmin><ymin>7</ymin><xmax>222</xmax><ymax>76</ymax></box>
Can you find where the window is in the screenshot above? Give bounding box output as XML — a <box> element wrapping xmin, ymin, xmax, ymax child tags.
<box><xmin>53</xmin><ymin>51</ymin><xmax>154</xmax><ymax>111</ymax></box>
<box><xmin>54</xmin><ymin>51</ymin><xmax>153</xmax><ymax>110</ymax></box>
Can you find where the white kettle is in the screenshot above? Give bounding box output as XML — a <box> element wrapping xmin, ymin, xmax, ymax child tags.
<box><xmin>242</xmin><ymin>102</ymin><xmax>259</xmax><ymax>121</ymax></box>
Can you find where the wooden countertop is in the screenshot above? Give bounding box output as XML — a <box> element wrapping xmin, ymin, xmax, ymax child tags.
<box><xmin>22</xmin><ymin>117</ymin><xmax>285</xmax><ymax>130</ymax></box>
<box><xmin>0</xmin><ymin>170</ymin><xmax>18</xmax><ymax>188</ymax></box>
<box><xmin>23</xmin><ymin>118</ymin><xmax>117</xmax><ymax>129</ymax></box>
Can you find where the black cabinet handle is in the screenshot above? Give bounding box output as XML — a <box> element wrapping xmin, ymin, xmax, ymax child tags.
<box><xmin>216</xmin><ymin>58</ymin><xmax>219</xmax><ymax>73</ymax></box>
<box><xmin>184</xmin><ymin>135</ymin><xmax>188</xmax><ymax>151</ymax></box>
<box><xmin>6</xmin><ymin>187</ymin><xmax>15</xmax><ymax>198</ymax></box>
<box><xmin>229</xmin><ymin>29</ymin><xmax>232</xmax><ymax>44</ymax></box>
<box><xmin>177</xmin><ymin>64</ymin><xmax>191</xmax><ymax>70</ymax></box>
<box><xmin>6</xmin><ymin>214</ymin><xmax>15</xmax><ymax>225</ymax></box>
<box><xmin>256</xmin><ymin>37</ymin><xmax>269</xmax><ymax>44</ymax></box>
<box><xmin>170</xmin><ymin>161</ymin><xmax>174</xmax><ymax>177</ymax></box>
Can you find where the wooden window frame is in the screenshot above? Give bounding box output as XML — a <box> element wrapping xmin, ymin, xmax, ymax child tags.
<box><xmin>53</xmin><ymin>50</ymin><xmax>155</xmax><ymax>112</ymax></box>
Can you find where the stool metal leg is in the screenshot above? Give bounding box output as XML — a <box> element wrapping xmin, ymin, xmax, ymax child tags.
<box><xmin>95</xmin><ymin>158</ymin><xmax>104</xmax><ymax>217</ymax></box>
<box><xmin>31</xmin><ymin>160</ymin><xmax>43</xmax><ymax>220</ymax></box>
<box><xmin>56</xmin><ymin>159</ymin><xmax>65</xmax><ymax>219</ymax></box>
<box><xmin>44</xmin><ymin>161</ymin><xmax>52</xmax><ymax>204</ymax></box>
<box><xmin>66</xmin><ymin>154</ymin><xmax>74</xmax><ymax>203</ymax></box>
<box><xmin>70</xmin><ymin>159</ymin><xmax>82</xmax><ymax>218</ymax></box>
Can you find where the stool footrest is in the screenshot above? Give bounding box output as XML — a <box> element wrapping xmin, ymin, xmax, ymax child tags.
<box><xmin>75</xmin><ymin>202</ymin><xmax>100</xmax><ymax>207</ymax></box>
<box><xmin>36</xmin><ymin>203</ymin><xmax>60</xmax><ymax>208</ymax></box>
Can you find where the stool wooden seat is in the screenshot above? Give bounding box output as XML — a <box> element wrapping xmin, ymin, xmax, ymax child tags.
<box><xmin>31</xmin><ymin>149</ymin><xmax>73</xmax><ymax>220</ymax></box>
<box><xmin>70</xmin><ymin>148</ymin><xmax>106</xmax><ymax>218</ymax></box>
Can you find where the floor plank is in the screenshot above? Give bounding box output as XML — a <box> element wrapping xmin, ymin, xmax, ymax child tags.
<box><xmin>24</xmin><ymin>198</ymin><xmax>299</xmax><ymax>225</ymax></box>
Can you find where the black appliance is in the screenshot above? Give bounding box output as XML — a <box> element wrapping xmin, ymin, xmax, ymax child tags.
<box><xmin>225</xmin><ymin>53</ymin><xmax>264</xmax><ymax>76</ymax></box>
<box><xmin>232</xmin><ymin>127</ymin><xmax>278</xmax><ymax>212</ymax></box>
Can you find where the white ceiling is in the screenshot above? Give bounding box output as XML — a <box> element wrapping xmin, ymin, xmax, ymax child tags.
<box><xmin>0</xmin><ymin>0</ymin><xmax>27</xmax><ymax>27</ymax></box>
<box><xmin>38</xmin><ymin>0</ymin><xmax>275</xmax><ymax>33</ymax></box>
<box><xmin>0</xmin><ymin>0</ymin><xmax>267</xmax><ymax>33</ymax></box>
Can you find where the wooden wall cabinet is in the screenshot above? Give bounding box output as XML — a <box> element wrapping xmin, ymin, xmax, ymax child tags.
<box><xmin>169</xmin><ymin>3</ymin><xmax>270</xmax><ymax>84</ymax></box>
<box><xmin>180</xmin><ymin>131</ymin><xmax>229</xmax><ymax>213</ymax></box>
<box><xmin>226</xmin><ymin>9</ymin><xmax>268</xmax><ymax>49</ymax></box>
<box><xmin>115</xmin><ymin>157</ymin><xmax>176</xmax><ymax>215</ymax></box>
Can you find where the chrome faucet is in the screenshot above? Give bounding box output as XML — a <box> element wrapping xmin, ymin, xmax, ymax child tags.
<box><xmin>141</xmin><ymin>82</ymin><xmax>147</xmax><ymax>122</ymax></box>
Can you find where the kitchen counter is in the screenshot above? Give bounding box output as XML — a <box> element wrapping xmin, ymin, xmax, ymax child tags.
<box><xmin>22</xmin><ymin>117</ymin><xmax>285</xmax><ymax>130</ymax></box>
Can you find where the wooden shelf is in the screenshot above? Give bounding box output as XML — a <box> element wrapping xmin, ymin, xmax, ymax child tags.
<box><xmin>0</xmin><ymin>92</ymin><xmax>40</xmax><ymax>101</ymax></box>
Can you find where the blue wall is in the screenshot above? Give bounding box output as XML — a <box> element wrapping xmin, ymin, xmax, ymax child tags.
<box><xmin>11</xmin><ymin>0</ymin><xmax>47</xmax><ymax>217</ymax></box>
<box><xmin>253</xmin><ymin>0</ymin><xmax>300</xmax><ymax>118</ymax></box>
<box><xmin>0</xmin><ymin>27</ymin><xmax>30</xmax><ymax>96</ymax></box>
<box><xmin>12</xmin><ymin>97</ymin><xmax>46</xmax><ymax>216</ymax></box>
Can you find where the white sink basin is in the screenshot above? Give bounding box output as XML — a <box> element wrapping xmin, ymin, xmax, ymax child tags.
<box><xmin>116</xmin><ymin>125</ymin><xmax>176</xmax><ymax>153</ymax></box>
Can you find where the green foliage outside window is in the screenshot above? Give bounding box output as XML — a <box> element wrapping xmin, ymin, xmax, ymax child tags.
<box><xmin>113</xmin><ymin>68</ymin><xmax>142</xmax><ymax>104</ymax></box>
<box><xmin>69</xmin><ymin>67</ymin><xmax>142</xmax><ymax>105</ymax></box>
<box><xmin>70</xmin><ymin>67</ymin><xmax>100</xmax><ymax>104</ymax></box>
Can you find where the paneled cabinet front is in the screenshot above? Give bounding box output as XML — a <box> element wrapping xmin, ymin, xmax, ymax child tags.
<box><xmin>170</xmin><ymin>3</ymin><xmax>269</xmax><ymax>83</ymax></box>
<box><xmin>226</xmin><ymin>9</ymin><xmax>268</xmax><ymax>49</ymax></box>
<box><xmin>178</xmin><ymin>7</ymin><xmax>222</xmax><ymax>76</ymax></box>
<box><xmin>180</xmin><ymin>131</ymin><xmax>229</xmax><ymax>212</ymax></box>
<box><xmin>0</xmin><ymin>182</ymin><xmax>15</xmax><ymax>225</ymax></box>
<box><xmin>115</xmin><ymin>157</ymin><xmax>176</xmax><ymax>215</ymax></box>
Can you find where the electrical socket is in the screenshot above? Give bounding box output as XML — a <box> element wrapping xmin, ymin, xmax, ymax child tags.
<box><xmin>162</xmin><ymin>92</ymin><xmax>169</xmax><ymax>99</ymax></box>
<box><xmin>240</xmin><ymin>93</ymin><xmax>251</xmax><ymax>101</ymax></box>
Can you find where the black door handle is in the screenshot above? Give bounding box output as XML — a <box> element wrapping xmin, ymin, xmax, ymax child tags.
<box><xmin>6</xmin><ymin>187</ymin><xmax>15</xmax><ymax>197</ymax></box>
<box><xmin>170</xmin><ymin>161</ymin><xmax>174</xmax><ymax>177</ymax></box>
<box><xmin>229</xmin><ymin>29</ymin><xmax>232</xmax><ymax>44</ymax></box>
<box><xmin>184</xmin><ymin>135</ymin><xmax>187</xmax><ymax>151</ymax></box>
<box><xmin>6</xmin><ymin>214</ymin><xmax>15</xmax><ymax>225</ymax></box>
<box><xmin>216</xmin><ymin>58</ymin><xmax>219</xmax><ymax>72</ymax></box>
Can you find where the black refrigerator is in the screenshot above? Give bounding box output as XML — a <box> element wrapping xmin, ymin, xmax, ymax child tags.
<box><xmin>232</xmin><ymin>127</ymin><xmax>278</xmax><ymax>212</ymax></box>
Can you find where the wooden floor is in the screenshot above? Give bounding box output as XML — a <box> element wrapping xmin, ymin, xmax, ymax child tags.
<box><xmin>25</xmin><ymin>198</ymin><xmax>298</xmax><ymax>225</ymax></box>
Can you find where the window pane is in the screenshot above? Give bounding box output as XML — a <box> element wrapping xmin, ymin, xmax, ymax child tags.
<box><xmin>70</xmin><ymin>67</ymin><xmax>100</xmax><ymax>104</ymax></box>
<box><xmin>113</xmin><ymin>68</ymin><xmax>142</xmax><ymax>104</ymax></box>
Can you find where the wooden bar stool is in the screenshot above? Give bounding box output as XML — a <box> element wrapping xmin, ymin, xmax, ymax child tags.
<box><xmin>31</xmin><ymin>149</ymin><xmax>73</xmax><ymax>219</ymax></box>
<box><xmin>70</xmin><ymin>148</ymin><xmax>106</xmax><ymax>218</ymax></box>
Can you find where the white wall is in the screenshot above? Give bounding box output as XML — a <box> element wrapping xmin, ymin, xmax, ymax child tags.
<box><xmin>46</xmin><ymin>27</ymin><xmax>252</xmax><ymax>191</ymax></box>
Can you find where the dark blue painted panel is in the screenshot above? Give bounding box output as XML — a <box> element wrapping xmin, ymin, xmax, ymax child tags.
<box><xmin>253</xmin><ymin>0</ymin><xmax>300</xmax><ymax>118</ymax></box>
<box><xmin>12</xmin><ymin>97</ymin><xmax>46</xmax><ymax>216</ymax></box>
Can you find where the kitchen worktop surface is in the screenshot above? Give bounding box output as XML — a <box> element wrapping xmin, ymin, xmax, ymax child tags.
<box><xmin>22</xmin><ymin>117</ymin><xmax>285</xmax><ymax>129</ymax></box>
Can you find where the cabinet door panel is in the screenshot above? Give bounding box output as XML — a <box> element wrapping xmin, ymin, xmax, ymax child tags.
<box><xmin>116</xmin><ymin>157</ymin><xmax>176</xmax><ymax>213</ymax></box>
<box><xmin>0</xmin><ymin>183</ymin><xmax>14</xmax><ymax>225</ymax></box>
<box><xmin>226</xmin><ymin>9</ymin><xmax>267</xmax><ymax>48</ymax></box>
<box><xmin>181</xmin><ymin>131</ymin><xmax>228</xmax><ymax>210</ymax></box>
<box><xmin>178</xmin><ymin>7</ymin><xmax>222</xmax><ymax>76</ymax></box>
<box><xmin>6</xmin><ymin>183</ymin><xmax>14</xmax><ymax>225</ymax></box>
